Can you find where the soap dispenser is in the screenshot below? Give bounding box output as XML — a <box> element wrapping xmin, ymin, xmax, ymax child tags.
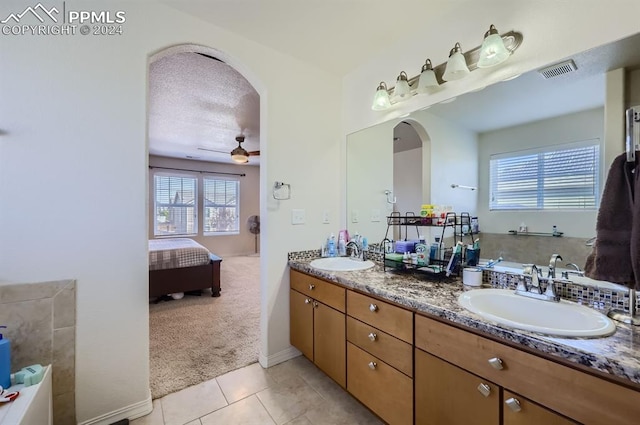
<box><xmin>0</xmin><ymin>325</ymin><xmax>11</xmax><ymax>389</ymax></box>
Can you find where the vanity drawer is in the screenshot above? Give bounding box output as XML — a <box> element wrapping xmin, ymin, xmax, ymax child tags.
<box><xmin>290</xmin><ymin>270</ymin><xmax>345</xmax><ymax>312</ymax></box>
<box><xmin>347</xmin><ymin>342</ymin><xmax>413</xmax><ymax>425</ymax></box>
<box><xmin>346</xmin><ymin>316</ymin><xmax>413</xmax><ymax>377</ymax></box>
<box><xmin>415</xmin><ymin>313</ymin><xmax>640</xmax><ymax>425</ymax></box>
<box><xmin>346</xmin><ymin>291</ymin><xmax>413</xmax><ymax>343</ymax></box>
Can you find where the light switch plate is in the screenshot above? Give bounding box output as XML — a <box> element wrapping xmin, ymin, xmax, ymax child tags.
<box><xmin>291</xmin><ymin>209</ymin><xmax>306</xmax><ymax>225</ymax></box>
<box><xmin>371</xmin><ymin>209</ymin><xmax>381</xmax><ymax>222</ymax></box>
<box><xmin>351</xmin><ymin>209</ymin><xmax>359</xmax><ymax>223</ymax></box>
<box><xmin>322</xmin><ymin>210</ymin><xmax>330</xmax><ymax>224</ymax></box>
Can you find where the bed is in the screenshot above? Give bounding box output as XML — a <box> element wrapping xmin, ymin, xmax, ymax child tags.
<box><xmin>148</xmin><ymin>238</ymin><xmax>221</xmax><ymax>298</ymax></box>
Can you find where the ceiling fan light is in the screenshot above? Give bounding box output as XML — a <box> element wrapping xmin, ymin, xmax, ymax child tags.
<box><xmin>478</xmin><ymin>25</ymin><xmax>510</xmax><ymax>68</ymax></box>
<box><xmin>231</xmin><ymin>146</ymin><xmax>249</xmax><ymax>163</ymax></box>
<box><xmin>371</xmin><ymin>81</ymin><xmax>391</xmax><ymax>111</ymax></box>
<box><xmin>443</xmin><ymin>42</ymin><xmax>470</xmax><ymax>81</ymax></box>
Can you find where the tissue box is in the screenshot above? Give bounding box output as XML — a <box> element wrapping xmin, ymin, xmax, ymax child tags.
<box><xmin>394</xmin><ymin>240</ymin><xmax>416</xmax><ymax>254</ymax></box>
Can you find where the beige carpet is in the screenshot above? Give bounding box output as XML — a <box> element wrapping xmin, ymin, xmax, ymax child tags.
<box><xmin>149</xmin><ymin>255</ymin><xmax>260</xmax><ymax>399</ymax></box>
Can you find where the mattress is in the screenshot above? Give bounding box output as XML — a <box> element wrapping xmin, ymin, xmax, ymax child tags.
<box><xmin>148</xmin><ymin>238</ymin><xmax>211</xmax><ymax>271</ymax></box>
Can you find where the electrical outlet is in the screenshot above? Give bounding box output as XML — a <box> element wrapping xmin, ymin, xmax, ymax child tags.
<box><xmin>351</xmin><ymin>209</ymin><xmax>359</xmax><ymax>223</ymax></box>
<box><xmin>322</xmin><ymin>210</ymin><xmax>330</xmax><ymax>224</ymax></box>
<box><xmin>291</xmin><ymin>209</ymin><xmax>306</xmax><ymax>225</ymax></box>
<box><xmin>371</xmin><ymin>209</ymin><xmax>381</xmax><ymax>222</ymax></box>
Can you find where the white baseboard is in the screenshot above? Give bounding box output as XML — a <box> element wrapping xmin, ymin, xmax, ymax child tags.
<box><xmin>78</xmin><ymin>391</ymin><xmax>153</xmax><ymax>425</ymax></box>
<box><xmin>259</xmin><ymin>345</ymin><xmax>301</xmax><ymax>368</ymax></box>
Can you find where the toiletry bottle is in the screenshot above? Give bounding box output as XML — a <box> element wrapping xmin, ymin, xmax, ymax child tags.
<box><xmin>0</xmin><ymin>326</ymin><xmax>10</xmax><ymax>389</ymax></box>
<box><xmin>328</xmin><ymin>234</ymin><xmax>336</xmax><ymax>257</ymax></box>
<box><xmin>338</xmin><ymin>234</ymin><xmax>346</xmax><ymax>256</ymax></box>
<box><xmin>430</xmin><ymin>237</ymin><xmax>441</xmax><ymax>262</ymax></box>
<box><xmin>552</xmin><ymin>225</ymin><xmax>558</xmax><ymax>236</ymax></box>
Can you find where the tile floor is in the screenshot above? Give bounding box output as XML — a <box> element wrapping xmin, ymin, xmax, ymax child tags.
<box><xmin>131</xmin><ymin>355</ymin><xmax>384</xmax><ymax>425</ymax></box>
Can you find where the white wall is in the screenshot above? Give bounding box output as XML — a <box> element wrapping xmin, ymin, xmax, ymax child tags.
<box><xmin>148</xmin><ymin>156</ymin><xmax>260</xmax><ymax>257</ymax></box>
<box><xmin>0</xmin><ymin>2</ymin><xmax>341</xmax><ymax>423</ymax></box>
<box><xmin>478</xmin><ymin>108</ymin><xmax>604</xmax><ymax>237</ymax></box>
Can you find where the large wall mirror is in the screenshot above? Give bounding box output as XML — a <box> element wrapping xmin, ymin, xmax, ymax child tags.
<box><xmin>347</xmin><ymin>31</ymin><xmax>640</xmax><ymax>268</ymax></box>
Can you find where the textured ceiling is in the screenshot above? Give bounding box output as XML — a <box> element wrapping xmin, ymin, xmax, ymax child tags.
<box><xmin>148</xmin><ymin>52</ymin><xmax>260</xmax><ymax>165</ymax></box>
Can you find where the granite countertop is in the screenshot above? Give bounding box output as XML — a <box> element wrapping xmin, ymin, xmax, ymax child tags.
<box><xmin>288</xmin><ymin>258</ymin><xmax>640</xmax><ymax>388</ymax></box>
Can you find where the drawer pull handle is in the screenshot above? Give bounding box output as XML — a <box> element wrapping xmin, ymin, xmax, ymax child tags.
<box><xmin>304</xmin><ymin>298</ymin><xmax>312</xmax><ymax>304</ymax></box>
<box><xmin>368</xmin><ymin>332</ymin><xmax>377</xmax><ymax>342</ymax></box>
<box><xmin>505</xmin><ymin>397</ymin><xmax>521</xmax><ymax>412</ymax></box>
<box><xmin>488</xmin><ymin>357</ymin><xmax>504</xmax><ymax>370</ymax></box>
<box><xmin>368</xmin><ymin>361</ymin><xmax>377</xmax><ymax>370</ymax></box>
<box><xmin>477</xmin><ymin>383</ymin><xmax>491</xmax><ymax>397</ymax></box>
<box><xmin>369</xmin><ymin>304</ymin><xmax>378</xmax><ymax>312</ymax></box>
<box><xmin>309</xmin><ymin>284</ymin><xmax>315</xmax><ymax>290</ymax></box>
<box><xmin>313</xmin><ymin>301</ymin><xmax>319</xmax><ymax>308</ymax></box>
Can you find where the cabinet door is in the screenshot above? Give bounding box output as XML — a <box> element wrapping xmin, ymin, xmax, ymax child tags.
<box><xmin>314</xmin><ymin>301</ymin><xmax>346</xmax><ymax>388</ymax></box>
<box><xmin>503</xmin><ymin>391</ymin><xmax>578</xmax><ymax>425</ymax></box>
<box><xmin>415</xmin><ymin>348</ymin><xmax>499</xmax><ymax>425</ymax></box>
<box><xmin>290</xmin><ymin>289</ymin><xmax>314</xmax><ymax>360</ymax></box>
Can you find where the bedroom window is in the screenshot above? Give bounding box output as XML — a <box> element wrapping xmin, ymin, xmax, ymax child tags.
<box><xmin>490</xmin><ymin>140</ymin><xmax>600</xmax><ymax>210</ymax></box>
<box><xmin>204</xmin><ymin>177</ymin><xmax>239</xmax><ymax>235</ymax></box>
<box><xmin>153</xmin><ymin>174</ymin><xmax>198</xmax><ymax>236</ymax></box>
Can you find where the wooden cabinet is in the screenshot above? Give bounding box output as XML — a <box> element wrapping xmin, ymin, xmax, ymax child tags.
<box><xmin>290</xmin><ymin>271</ymin><xmax>346</xmax><ymax>387</ymax></box>
<box><xmin>503</xmin><ymin>391</ymin><xmax>577</xmax><ymax>425</ymax></box>
<box><xmin>415</xmin><ymin>313</ymin><xmax>640</xmax><ymax>425</ymax></box>
<box><xmin>347</xmin><ymin>342</ymin><xmax>413</xmax><ymax>425</ymax></box>
<box><xmin>415</xmin><ymin>348</ymin><xmax>499</xmax><ymax>425</ymax></box>
<box><xmin>346</xmin><ymin>291</ymin><xmax>414</xmax><ymax>425</ymax></box>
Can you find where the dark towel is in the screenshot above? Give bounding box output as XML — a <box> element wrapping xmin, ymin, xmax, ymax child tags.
<box><xmin>584</xmin><ymin>152</ymin><xmax>638</xmax><ymax>289</ymax></box>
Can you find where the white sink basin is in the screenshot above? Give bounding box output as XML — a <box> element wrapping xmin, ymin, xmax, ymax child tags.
<box><xmin>309</xmin><ymin>257</ymin><xmax>375</xmax><ymax>272</ymax></box>
<box><xmin>458</xmin><ymin>289</ymin><xmax>616</xmax><ymax>337</ymax></box>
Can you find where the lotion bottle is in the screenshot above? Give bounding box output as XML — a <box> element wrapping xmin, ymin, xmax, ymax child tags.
<box><xmin>0</xmin><ymin>325</ymin><xmax>11</xmax><ymax>389</ymax></box>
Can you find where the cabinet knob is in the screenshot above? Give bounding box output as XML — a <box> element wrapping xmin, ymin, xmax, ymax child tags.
<box><xmin>477</xmin><ymin>383</ymin><xmax>491</xmax><ymax>397</ymax></box>
<box><xmin>304</xmin><ymin>298</ymin><xmax>312</xmax><ymax>304</ymax></box>
<box><xmin>313</xmin><ymin>301</ymin><xmax>319</xmax><ymax>308</ymax></box>
<box><xmin>505</xmin><ymin>397</ymin><xmax>522</xmax><ymax>412</ymax></box>
<box><xmin>309</xmin><ymin>284</ymin><xmax>315</xmax><ymax>290</ymax></box>
<box><xmin>368</xmin><ymin>361</ymin><xmax>377</xmax><ymax>370</ymax></box>
<box><xmin>369</xmin><ymin>303</ymin><xmax>378</xmax><ymax>312</ymax></box>
<box><xmin>368</xmin><ymin>332</ymin><xmax>377</xmax><ymax>342</ymax></box>
<box><xmin>488</xmin><ymin>357</ymin><xmax>504</xmax><ymax>370</ymax></box>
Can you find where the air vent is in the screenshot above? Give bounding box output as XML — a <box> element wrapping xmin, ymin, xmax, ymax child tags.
<box><xmin>537</xmin><ymin>59</ymin><xmax>577</xmax><ymax>79</ymax></box>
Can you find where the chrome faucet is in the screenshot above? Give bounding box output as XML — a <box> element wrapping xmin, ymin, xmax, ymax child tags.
<box><xmin>346</xmin><ymin>240</ymin><xmax>363</xmax><ymax>260</ymax></box>
<box><xmin>517</xmin><ymin>264</ymin><xmax>559</xmax><ymax>302</ymax></box>
<box><xmin>561</xmin><ymin>263</ymin><xmax>584</xmax><ymax>279</ymax></box>
<box><xmin>548</xmin><ymin>254</ymin><xmax>563</xmax><ymax>279</ymax></box>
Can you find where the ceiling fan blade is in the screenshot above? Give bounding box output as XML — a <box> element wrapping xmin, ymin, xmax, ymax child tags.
<box><xmin>248</xmin><ymin>150</ymin><xmax>260</xmax><ymax>156</ymax></box>
<box><xmin>198</xmin><ymin>147</ymin><xmax>228</xmax><ymax>154</ymax></box>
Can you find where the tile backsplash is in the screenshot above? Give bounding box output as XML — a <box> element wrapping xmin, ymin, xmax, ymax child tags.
<box><xmin>0</xmin><ymin>279</ymin><xmax>76</xmax><ymax>425</ymax></box>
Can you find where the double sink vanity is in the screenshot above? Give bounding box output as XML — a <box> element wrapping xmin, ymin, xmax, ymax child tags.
<box><xmin>288</xmin><ymin>253</ymin><xmax>640</xmax><ymax>425</ymax></box>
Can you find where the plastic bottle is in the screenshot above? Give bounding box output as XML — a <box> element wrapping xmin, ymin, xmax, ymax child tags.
<box><xmin>338</xmin><ymin>234</ymin><xmax>347</xmax><ymax>256</ymax></box>
<box><xmin>0</xmin><ymin>325</ymin><xmax>11</xmax><ymax>389</ymax></box>
<box><xmin>328</xmin><ymin>234</ymin><xmax>336</xmax><ymax>257</ymax></box>
<box><xmin>430</xmin><ymin>237</ymin><xmax>441</xmax><ymax>262</ymax></box>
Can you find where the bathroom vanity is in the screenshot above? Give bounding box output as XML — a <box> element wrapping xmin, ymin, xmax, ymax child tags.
<box><xmin>288</xmin><ymin>258</ymin><xmax>640</xmax><ymax>425</ymax></box>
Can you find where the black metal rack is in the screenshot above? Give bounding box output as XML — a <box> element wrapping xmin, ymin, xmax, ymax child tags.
<box><xmin>382</xmin><ymin>211</ymin><xmax>476</xmax><ymax>279</ymax></box>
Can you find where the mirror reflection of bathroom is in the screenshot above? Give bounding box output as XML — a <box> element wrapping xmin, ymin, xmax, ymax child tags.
<box><xmin>392</xmin><ymin>121</ymin><xmax>430</xmax><ymax>241</ymax></box>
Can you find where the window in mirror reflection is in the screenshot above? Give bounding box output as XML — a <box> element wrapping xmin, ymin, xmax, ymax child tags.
<box><xmin>490</xmin><ymin>139</ymin><xmax>600</xmax><ymax>210</ymax></box>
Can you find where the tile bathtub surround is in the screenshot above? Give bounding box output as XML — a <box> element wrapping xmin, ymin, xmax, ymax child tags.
<box><xmin>288</xmin><ymin>258</ymin><xmax>640</xmax><ymax>388</ymax></box>
<box><xmin>0</xmin><ymin>279</ymin><xmax>76</xmax><ymax>425</ymax></box>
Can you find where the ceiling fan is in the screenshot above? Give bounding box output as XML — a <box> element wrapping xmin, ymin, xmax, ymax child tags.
<box><xmin>198</xmin><ymin>135</ymin><xmax>260</xmax><ymax>164</ymax></box>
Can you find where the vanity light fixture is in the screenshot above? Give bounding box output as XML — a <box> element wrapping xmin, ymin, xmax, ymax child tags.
<box><xmin>443</xmin><ymin>42</ymin><xmax>470</xmax><ymax>81</ymax></box>
<box><xmin>393</xmin><ymin>71</ymin><xmax>411</xmax><ymax>102</ymax></box>
<box><xmin>477</xmin><ymin>24</ymin><xmax>511</xmax><ymax>68</ymax></box>
<box><xmin>416</xmin><ymin>59</ymin><xmax>440</xmax><ymax>93</ymax></box>
<box><xmin>371</xmin><ymin>81</ymin><xmax>392</xmax><ymax>111</ymax></box>
<box><xmin>370</xmin><ymin>25</ymin><xmax>522</xmax><ymax>111</ymax></box>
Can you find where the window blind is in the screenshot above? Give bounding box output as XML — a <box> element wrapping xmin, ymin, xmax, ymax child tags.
<box><xmin>154</xmin><ymin>174</ymin><xmax>197</xmax><ymax>236</ymax></box>
<box><xmin>204</xmin><ymin>178</ymin><xmax>239</xmax><ymax>234</ymax></box>
<box><xmin>490</xmin><ymin>141</ymin><xmax>600</xmax><ymax>210</ymax></box>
